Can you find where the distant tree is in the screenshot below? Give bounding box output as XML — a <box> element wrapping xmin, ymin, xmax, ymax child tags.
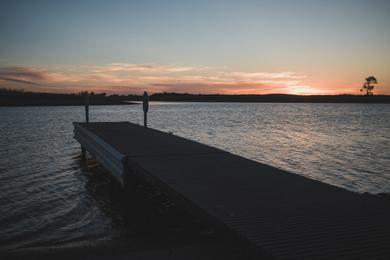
<box><xmin>361</xmin><ymin>76</ymin><xmax>377</xmax><ymax>95</ymax></box>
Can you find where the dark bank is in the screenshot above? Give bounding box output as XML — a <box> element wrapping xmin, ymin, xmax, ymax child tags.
<box><xmin>2</xmin><ymin>88</ymin><xmax>390</xmax><ymax>106</ymax></box>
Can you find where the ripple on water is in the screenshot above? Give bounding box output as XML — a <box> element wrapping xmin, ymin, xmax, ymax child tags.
<box><xmin>0</xmin><ymin>103</ymin><xmax>389</xmax><ymax>250</ymax></box>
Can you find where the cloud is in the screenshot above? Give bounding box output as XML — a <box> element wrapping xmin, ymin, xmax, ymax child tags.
<box><xmin>144</xmin><ymin>71</ymin><xmax>309</xmax><ymax>94</ymax></box>
<box><xmin>0</xmin><ymin>66</ymin><xmax>47</xmax><ymax>80</ymax></box>
<box><xmin>94</xmin><ymin>63</ymin><xmax>206</xmax><ymax>73</ymax></box>
<box><xmin>0</xmin><ymin>64</ymin><xmax>315</xmax><ymax>94</ymax></box>
<box><xmin>0</xmin><ymin>66</ymin><xmax>48</xmax><ymax>85</ymax></box>
<box><xmin>0</xmin><ymin>76</ymin><xmax>39</xmax><ymax>85</ymax></box>
<box><xmin>229</xmin><ymin>71</ymin><xmax>306</xmax><ymax>80</ymax></box>
<box><xmin>150</xmin><ymin>79</ymin><xmax>296</xmax><ymax>94</ymax></box>
<box><xmin>150</xmin><ymin>82</ymin><xmax>269</xmax><ymax>94</ymax></box>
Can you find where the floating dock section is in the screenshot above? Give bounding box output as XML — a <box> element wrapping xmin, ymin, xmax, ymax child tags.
<box><xmin>74</xmin><ymin>122</ymin><xmax>390</xmax><ymax>259</ymax></box>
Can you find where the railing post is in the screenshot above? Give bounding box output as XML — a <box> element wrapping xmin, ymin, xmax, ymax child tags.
<box><xmin>84</xmin><ymin>91</ymin><xmax>90</xmax><ymax>123</ymax></box>
<box><xmin>81</xmin><ymin>146</ymin><xmax>86</xmax><ymax>158</ymax></box>
<box><xmin>143</xmin><ymin>91</ymin><xmax>149</xmax><ymax>127</ymax></box>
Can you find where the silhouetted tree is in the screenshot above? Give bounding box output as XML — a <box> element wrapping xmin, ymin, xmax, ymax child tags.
<box><xmin>361</xmin><ymin>76</ymin><xmax>377</xmax><ymax>95</ymax></box>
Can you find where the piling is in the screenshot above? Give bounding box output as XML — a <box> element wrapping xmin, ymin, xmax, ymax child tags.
<box><xmin>84</xmin><ymin>91</ymin><xmax>90</xmax><ymax>123</ymax></box>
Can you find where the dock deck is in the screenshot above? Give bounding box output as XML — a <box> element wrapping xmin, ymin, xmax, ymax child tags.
<box><xmin>74</xmin><ymin>122</ymin><xmax>390</xmax><ymax>259</ymax></box>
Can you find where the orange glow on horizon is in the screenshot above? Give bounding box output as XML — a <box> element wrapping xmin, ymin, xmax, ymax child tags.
<box><xmin>0</xmin><ymin>64</ymin><xmax>388</xmax><ymax>95</ymax></box>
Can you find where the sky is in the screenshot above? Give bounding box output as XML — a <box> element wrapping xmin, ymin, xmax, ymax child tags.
<box><xmin>0</xmin><ymin>0</ymin><xmax>389</xmax><ymax>95</ymax></box>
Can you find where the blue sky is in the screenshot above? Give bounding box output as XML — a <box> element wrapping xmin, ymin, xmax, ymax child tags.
<box><xmin>0</xmin><ymin>0</ymin><xmax>389</xmax><ymax>94</ymax></box>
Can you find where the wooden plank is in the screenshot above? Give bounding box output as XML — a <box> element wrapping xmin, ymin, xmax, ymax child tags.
<box><xmin>78</xmin><ymin>122</ymin><xmax>225</xmax><ymax>157</ymax></box>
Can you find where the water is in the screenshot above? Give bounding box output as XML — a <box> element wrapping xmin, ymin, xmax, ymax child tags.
<box><xmin>1</xmin><ymin>103</ymin><xmax>389</xmax><ymax>250</ymax></box>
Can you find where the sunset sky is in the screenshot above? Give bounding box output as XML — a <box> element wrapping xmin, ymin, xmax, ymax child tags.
<box><xmin>0</xmin><ymin>0</ymin><xmax>389</xmax><ymax>95</ymax></box>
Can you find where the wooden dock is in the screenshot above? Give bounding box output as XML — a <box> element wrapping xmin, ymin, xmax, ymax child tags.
<box><xmin>74</xmin><ymin>122</ymin><xmax>390</xmax><ymax>259</ymax></box>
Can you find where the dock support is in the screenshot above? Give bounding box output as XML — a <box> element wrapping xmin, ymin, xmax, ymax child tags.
<box><xmin>81</xmin><ymin>146</ymin><xmax>86</xmax><ymax>158</ymax></box>
<box><xmin>84</xmin><ymin>91</ymin><xmax>90</xmax><ymax>123</ymax></box>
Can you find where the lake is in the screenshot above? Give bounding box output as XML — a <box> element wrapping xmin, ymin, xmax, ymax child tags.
<box><xmin>1</xmin><ymin>102</ymin><xmax>389</xmax><ymax>250</ymax></box>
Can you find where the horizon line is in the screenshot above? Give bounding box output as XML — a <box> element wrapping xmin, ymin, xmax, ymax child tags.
<box><xmin>2</xmin><ymin>88</ymin><xmax>389</xmax><ymax>97</ymax></box>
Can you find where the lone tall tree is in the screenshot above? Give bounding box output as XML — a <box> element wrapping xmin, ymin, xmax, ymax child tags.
<box><xmin>361</xmin><ymin>76</ymin><xmax>377</xmax><ymax>95</ymax></box>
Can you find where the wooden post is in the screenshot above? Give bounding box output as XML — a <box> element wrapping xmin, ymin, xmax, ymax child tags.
<box><xmin>81</xmin><ymin>146</ymin><xmax>86</xmax><ymax>158</ymax></box>
<box><xmin>142</xmin><ymin>91</ymin><xmax>149</xmax><ymax>127</ymax></box>
<box><xmin>85</xmin><ymin>92</ymin><xmax>90</xmax><ymax>123</ymax></box>
<box><xmin>81</xmin><ymin>91</ymin><xmax>89</xmax><ymax>159</ymax></box>
<box><xmin>85</xmin><ymin>91</ymin><xmax>90</xmax><ymax>123</ymax></box>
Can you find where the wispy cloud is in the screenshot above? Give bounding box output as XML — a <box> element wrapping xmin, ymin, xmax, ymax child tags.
<box><xmin>0</xmin><ymin>64</ymin><xmax>316</xmax><ymax>94</ymax></box>
<box><xmin>229</xmin><ymin>71</ymin><xmax>306</xmax><ymax>80</ymax></box>
<box><xmin>0</xmin><ymin>66</ymin><xmax>48</xmax><ymax>85</ymax></box>
<box><xmin>0</xmin><ymin>76</ymin><xmax>39</xmax><ymax>85</ymax></box>
<box><xmin>93</xmin><ymin>63</ymin><xmax>206</xmax><ymax>73</ymax></box>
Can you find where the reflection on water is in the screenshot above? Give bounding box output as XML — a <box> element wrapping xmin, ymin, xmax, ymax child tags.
<box><xmin>0</xmin><ymin>103</ymin><xmax>389</xmax><ymax>249</ymax></box>
<box><xmin>0</xmin><ymin>150</ymin><xmax>123</xmax><ymax>250</ymax></box>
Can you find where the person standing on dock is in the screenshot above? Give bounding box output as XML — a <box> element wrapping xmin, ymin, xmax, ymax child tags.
<box><xmin>143</xmin><ymin>91</ymin><xmax>149</xmax><ymax>127</ymax></box>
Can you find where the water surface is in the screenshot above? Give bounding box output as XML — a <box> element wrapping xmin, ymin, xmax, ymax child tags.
<box><xmin>1</xmin><ymin>103</ymin><xmax>389</xmax><ymax>250</ymax></box>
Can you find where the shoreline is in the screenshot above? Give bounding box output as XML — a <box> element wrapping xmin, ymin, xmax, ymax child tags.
<box><xmin>2</xmin><ymin>100</ymin><xmax>390</xmax><ymax>107</ymax></box>
<box><xmin>2</xmin><ymin>89</ymin><xmax>390</xmax><ymax>106</ymax></box>
<box><xmin>0</xmin><ymin>234</ymin><xmax>244</xmax><ymax>260</ymax></box>
<box><xmin>0</xmin><ymin>102</ymin><xmax>138</xmax><ymax>107</ymax></box>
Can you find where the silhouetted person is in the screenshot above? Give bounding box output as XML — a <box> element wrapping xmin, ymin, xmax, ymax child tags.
<box><xmin>143</xmin><ymin>91</ymin><xmax>149</xmax><ymax>127</ymax></box>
